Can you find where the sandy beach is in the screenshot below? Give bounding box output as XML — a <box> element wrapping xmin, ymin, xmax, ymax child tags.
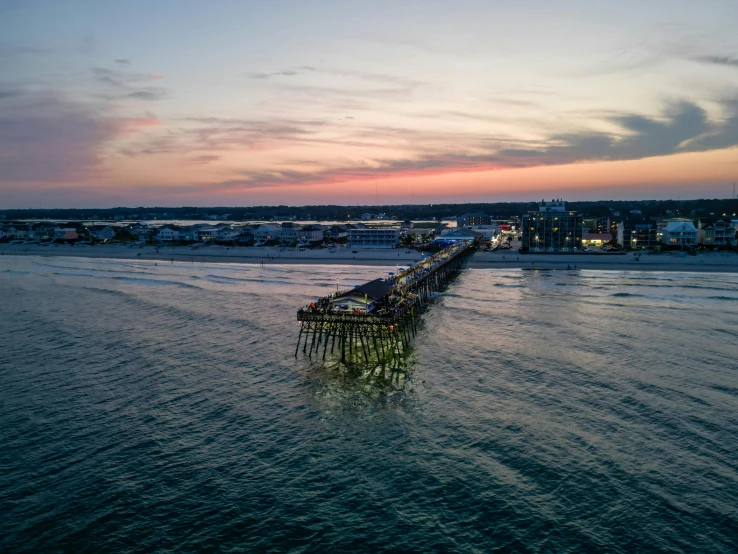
<box><xmin>2</xmin><ymin>243</ymin><xmax>738</xmax><ymax>272</ymax></box>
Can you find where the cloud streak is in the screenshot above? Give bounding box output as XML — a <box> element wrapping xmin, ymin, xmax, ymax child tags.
<box><xmin>0</xmin><ymin>89</ymin><xmax>158</xmax><ymax>181</ymax></box>
<box><xmin>692</xmin><ymin>55</ymin><xmax>738</xmax><ymax>69</ymax></box>
<box><xmin>92</xmin><ymin>66</ymin><xmax>169</xmax><ymax>101</ymax></box>
<box><xmin>248</xmin><ymin>66</ymin><xmax>316</xmax><ymax>79</ymax></box>
<box><xmin>198</xmin><ymin>97</ymin><xmax>738</xmax><ymax>191</ymax></box>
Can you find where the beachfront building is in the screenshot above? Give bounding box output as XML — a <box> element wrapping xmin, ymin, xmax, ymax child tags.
<box><xmin>466</xmin><ymin>225</ymin><xmax>499</xmax><ymax>241</ymax></box>
<box><xmin>324</xmin><ymin>225</ymin><xmax>349</xmax><ymax>241</ymax></box>
<box><xmin>156</xmin><ymin>226</ymin><xmax>182</xmax><ymax>241</ymax></box>
<box><xmin>89</xmin><ymin>225</ymin><xmax>116</xmax><ymax>240</ymax></box>
<box><xmin>698</xmin><ymin>218</ymin><xmax>734</xmax><ymax>246</ymax></box>
<box><xmin>128</xmin><ymin>222</ymin><xmax>153</xmax><ymax>243</ymax></box>
<box><xmin>212</xmin><ymin>225</ymin><xmax>240</xmax><ymax>242</ymax></box>
<box><xmin>581</xmin><ymin>233</ymin><xmax>612</xmax><ymax>247</ymax></box>
<box><xmin>190</xmin><ymin>225</ymin><xmax>216</xmax><ymax>242</ymax></box>
<box><xmin>347</xmin><ymin>227</ymin><xmax>401</xmax><ymax>248</ymax></box>
<box><xmin>616</xmin><ymin>216</ymin><xmax>658</xmax><ymax>250</ymax></box>
<box><xmin>457</xmin><ymin>212</ymin><xmax>490</xmax><ymax>227</ymax></box>
<box><xmin>661</xmin><ymin>221</ymin><xmax>698</xmax><ymax>247</ymax></box>
<box><xmin>254</xmin><ymin>224</ymin><xmax>282</xmax><ymax>244</ymax></box>
<box><xmin>0</xmin><ymin>226</ymin><xmax>17</xmax><ymax>240</ymax></box>
<box><xmin>54</xmin><ymin>227</ymin><xmax>79</xmax><ymax>241</ymax></box>
<box><xmin>521</xmin><ymin>200</ymin><xmax>582</xmax><ymax>252</ymax></box>
<box><xmin>299</xmin><ymin>225</ymin><xmax>324</xmax><ymax>244</ymax></box>
<box><xmin>29</xmin><ymin>223</ymin><xmax>56</xmax><ymax>240</ymax></box>
<box><xmin>437</xmin><ymin>228</ymin><xmax>484</xmax><ymax>245</ymax></box>
<box><xmin>1</xmin><ymin>225</ymin><xmax>30</xmax><ymax>240</ymax></box>
<box><xmin>592</xmin><ymin>215</ymin><xmax>625</xmax><ymax>239</ymax></box>
<box><xmin>233</xmin><ymin>229</ymin><xmax>254</xmax><ymax>244</ymax></box>
<box><xmin>279</xmin><ymin>222</ymin><xmax>302</xmax><ymax>245</ymax></box>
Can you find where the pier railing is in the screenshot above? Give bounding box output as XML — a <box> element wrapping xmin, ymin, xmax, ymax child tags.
<box><xmin>298</xmin><ymin>301</ymin><xmax>416</xmax><ymax>324</ymax></box>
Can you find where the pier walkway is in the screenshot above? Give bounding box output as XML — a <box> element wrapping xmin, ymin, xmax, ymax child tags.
<box><xmin>296</xmin><ymin>241</ymin><xmax>475</xmax><ymax>365</ymax></box>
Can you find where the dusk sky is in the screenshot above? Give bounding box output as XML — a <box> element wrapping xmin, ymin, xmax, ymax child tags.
<box><xmin>2</xmin><ymin>0</ymin><xmax>738</xmax><ymax>207</ymax></box>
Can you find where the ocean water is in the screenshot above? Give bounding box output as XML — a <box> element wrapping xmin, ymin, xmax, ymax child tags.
<box><xmin>1</xmin><ymin>256</ymin><xmax>737</xmax><ymax>552</ymax></box>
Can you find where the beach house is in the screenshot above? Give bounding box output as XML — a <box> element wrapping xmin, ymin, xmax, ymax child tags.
<box><xmin>53</xmin><ymin>227</ymin><xmax>78</xmax><ymax>241</ymax></box>
<box><xmin>698</xmin><ymin>218</ymin><xmax>734</xmax><ymax>246</ymax></box>
<box><xmin>233</xmin><ymin>229</ymin><xmax>255</xmax><ymax>244</ymax></box>
<box><xmin>89</xmin><ymin>225</ymin><xmax>117</xmax><ymax>241</ymax></box>
<box><xmin>299</xmin><ymin>225</ymin><xmax>324</xmax><ymax>245</ymax></box>
<box><xmin>254</xmin><ymin>224</ymin><xmax>282</xmax><ymax>244</ymax></box>
<box><xmin>279</xmin><ymin>222</ymin><xmax>302</xmax><ymax>245</ymax></box>
<box><xmin>213</xmin><ymin>225</ymin><xmax>240</xmax><ymax>242</ymax></box>
<box><xmin>1</xmin><ymin>225</ymin><xmax>30</xmax><ymax>240</ymax></box>
<box><xmin>29</xmin><ymin>223</ymin><xmax>56</xmax><ymax>240</ymax></box>
<box><xmin>324</xmin><ymin>225</ymin><xmax>349</xmax><ymax>242</ymax></box>
<box><xmin>156</xmin><ymin>226</ymin><xmax>183</xmax><ymax>242</ymax></box>
<box><xmin>661</xmin><ymin>221</ymin><xmax>698</xmax><ymax>247</ymax></box>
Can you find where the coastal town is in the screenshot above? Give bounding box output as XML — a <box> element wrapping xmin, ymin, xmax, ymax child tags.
<box><xmin>2</xmin><ymin>200</ymin><xmax>737</xmax><ymax>254</ymax></box>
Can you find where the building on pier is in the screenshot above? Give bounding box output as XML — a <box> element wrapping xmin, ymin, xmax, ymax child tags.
<box><xmin>521</xmin><ymin>200</ymin><xmax>582</xmax><ymax>252</ymax></box>
<box><xmin>331</xmin><ymin>279</ymin><xmax>395</xmax><ymax>312</ymax></box>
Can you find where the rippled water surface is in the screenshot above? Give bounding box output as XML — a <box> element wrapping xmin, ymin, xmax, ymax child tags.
<box><xmin>1</xmin><ymin>256</ymin><xmax>737</xmax><ymax>552</ymax></box>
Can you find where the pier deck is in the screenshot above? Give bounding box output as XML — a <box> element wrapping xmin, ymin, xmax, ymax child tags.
<box><xmin>295</xmin><ymin>241</ymin><xmax>474</xmax><ymax>365</ymax></box>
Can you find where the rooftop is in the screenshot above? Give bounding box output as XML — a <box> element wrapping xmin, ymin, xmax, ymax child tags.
<box><xmin>339</xmin><ymin>278</ymin><xmax>395</xmax><ymax>301</ymax></box>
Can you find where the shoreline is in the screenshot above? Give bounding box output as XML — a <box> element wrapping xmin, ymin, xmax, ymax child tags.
<box><xmin>2</xmin><ymin>243</ymin><xmax>738</xmax><ymax>273</ymax></box>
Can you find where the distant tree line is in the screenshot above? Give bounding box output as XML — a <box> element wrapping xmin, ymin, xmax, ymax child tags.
<box><xmin>2</xmin><ymin>198</ymin><xmax>737</xmax><ymax>222</ymax></box>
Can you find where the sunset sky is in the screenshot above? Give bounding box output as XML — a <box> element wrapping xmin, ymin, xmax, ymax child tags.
<box><xmin>2</xmin><ymin>0</ymin><xmax>738</xmax><ymax>207</ymax></box>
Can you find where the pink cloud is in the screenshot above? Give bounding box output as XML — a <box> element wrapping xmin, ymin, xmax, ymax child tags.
<box><xmin>117</xmin><ymin>111</ymin><xmax>159</xmax><ymax>135</ymax></box>
<box><xmin>0</xmin><ymin>90</ymin><xmax>159</xmax><ymax>182</ymax></box>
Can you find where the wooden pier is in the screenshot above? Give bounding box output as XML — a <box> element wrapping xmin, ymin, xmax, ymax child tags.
<box><xmin>296</xmin><ymin>241</ymin><xmax>475</xmax><ymax>366</ymax></box>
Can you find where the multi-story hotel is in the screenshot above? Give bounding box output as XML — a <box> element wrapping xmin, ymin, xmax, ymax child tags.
<box><xmin>616</xmin><ymin>215</ymin><xmax>659</xmax><ymax>250</ymax></box>
<box><xmin>347</xmin><ymin>227</ymin><xmax>401</xmax><ymax>248</ymax></box>
<box><xmin>521</xmin><ymin>200</ymin><xmax>582</xmax><ymax>252</ymax></box>
<box><xmin>457</xmin><ymin>212</ymin><xmax>491</xmax><ymax>227</ymax></box>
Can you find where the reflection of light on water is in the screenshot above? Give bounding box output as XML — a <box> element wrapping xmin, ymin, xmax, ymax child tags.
<box><xmin>300</xmin><ymin>354</ymin><xmax>420</xmax><ymax>418</ymax></box>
